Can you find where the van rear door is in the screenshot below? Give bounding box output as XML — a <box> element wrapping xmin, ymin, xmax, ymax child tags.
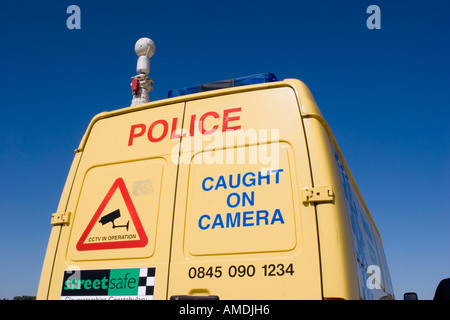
<box><xmin>46</xmin><ymin>102</ymin><xmax>184</xmax><ymax>300</ymax></box>
<box><xmin>168</xmin><ymin>86</ymin><xmax>322</xmax><ymax>299</ymax></box>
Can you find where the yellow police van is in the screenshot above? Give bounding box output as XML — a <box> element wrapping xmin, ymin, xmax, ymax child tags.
<box><xmin>37</xmin><ymin>39</ymin><xmax>394</xmax><ymax>300</ymax></box>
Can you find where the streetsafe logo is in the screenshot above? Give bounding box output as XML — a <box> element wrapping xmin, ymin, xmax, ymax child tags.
<box><xmin>60</xmin><ymin>267</ymin><xmax>155</xmax><ymax>300</ymax></box>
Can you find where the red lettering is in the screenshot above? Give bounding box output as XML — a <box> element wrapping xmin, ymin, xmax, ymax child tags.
<box><xmin>128</xmin><ymin>107</ymin><xmax>243</xmax><ymax>145</ymax></box>
<box><xmin>128</xmin><ymin>124</ymin><xmax>146</xmax><ymax>146</ymax></box>
<box><xmin>199</xmin><ymin>111</ymin><xmax>219</xmax><ymax>135</ymax></box>
<box><xmin>148</xmin><ymin>119</ymin><xmax>168</xmax><ymax>142</ymax></box>
<box><xmin>170</xmin><ymin>117</ymin><xmax>186</xmax><ymax>140</ymax></box>
<box><xmin>223</xmin><ymin>107</ymin><xmax>242</xmax><ymax>132</ymax></box>
<box><xmin>189</xmin><ymin>114</ymin><xmax>196</xmax><ymax>137</ymax></box>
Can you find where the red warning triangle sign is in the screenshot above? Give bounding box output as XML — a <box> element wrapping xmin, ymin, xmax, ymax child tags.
<box><xmin>76</xmin><ymin>177</ymin><xmax>148</xmax><ymax>251</ymax></box>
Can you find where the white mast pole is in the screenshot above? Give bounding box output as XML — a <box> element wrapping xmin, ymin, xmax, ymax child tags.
<box><xmin>131</xmin><ymin>37</ymin><xmax>155</xmax><ymax>106</ymax></box>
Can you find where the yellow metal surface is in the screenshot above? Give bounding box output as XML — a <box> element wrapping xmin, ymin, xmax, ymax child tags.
<box><xmin>293</xmin><ymin>78</ymin><xmax>393</xmax><ymax>299</ymax></box>
<box><xmin>38</xmin><ymin>78</ymin><xmax>393</xmax><ymax>300</ymax></box>
<box><xmin>41</xmin><ymin>102</ymin><xmax>184</xmax><ymax>299</ymax></box>
<box><xmin>168</xmin><ymin>87</ymin><xmax>321</xmax><ymax>299</ymax></box>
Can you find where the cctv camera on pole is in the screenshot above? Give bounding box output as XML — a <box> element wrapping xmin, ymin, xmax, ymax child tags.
<box><xmin>131</xmin><ymin>37</ymin><xmax>156</xmax><ymax>106</ymax></box>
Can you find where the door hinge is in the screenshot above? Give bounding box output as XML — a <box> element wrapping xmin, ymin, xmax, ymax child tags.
<box><xmin>303</xmin><ymin>187</ymin><xmax>334</xmax><ymax>203</ymax></box>
<box><xmin>51</xmin><ymin>211</ymin><xmax>71</xmax><ymax>225</ymax></box>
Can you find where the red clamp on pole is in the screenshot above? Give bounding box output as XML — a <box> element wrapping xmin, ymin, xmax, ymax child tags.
<box><xmin>131</xmin><ymin>78</ymin><xmax>140</xmax><ymax>92</ymax></box>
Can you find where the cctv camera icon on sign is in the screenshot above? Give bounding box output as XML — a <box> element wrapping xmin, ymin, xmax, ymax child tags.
<box><xmin>98</xmin><ymin>209</ymin><xmax>130</xmax><ymax>231</ymax></box>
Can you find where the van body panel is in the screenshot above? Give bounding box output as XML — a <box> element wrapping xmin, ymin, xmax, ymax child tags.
<box><xmin>168</xmin><ymin>87</ymin><xmax>321</xmax><ymax>299</ymax></box>
<box><xmin>302</xmin><ymin>117</ymin><xmax>360</xmax><ymax>299</ymax></box>
<box><xmin>298</xmin><ymin>86</ymin><xmax>394</xmax><ymax>299</ymax></box>
<box><xmin>45</xmin><ymin>103</ymin><xmax>185</xmax><ymax>299</ymax></box>
<box><xmin>37</xmin><ymin>151</ymin><xmax>82</xmax><ymax>299</ymax></box>
<box><xmin>37</xmin><ymin>78</ymin><xmax>393</xmax><ymax>300</ymax></box>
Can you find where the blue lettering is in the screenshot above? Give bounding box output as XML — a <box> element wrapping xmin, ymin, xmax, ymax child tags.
<box><xmin>242</xmin><ymin>191</ymin><xmax>254</xmax><ymax>206</ymax></box>
<box><xmin>256</xmin><ymin>210</ymin><xmax>269</xmax><ymax>226</ymax></box>
<box><xmin>243</xmin><ymin>211</ymin><xmax>254</xmax><ymax>227</ymax></box>
<box><xmin>226</xmin><ymin>212</ymin><xmax>240</xmax><ymax>228</ymax></box>
<box><xmin>215</xmin><ymin>175</ymin><xmax>227</xmax><ymax>190</ymax></box>
<box><xmin>229</xmin><ymin>173</ymin><xmax>241</xmax><ymax>188</ymax></box>
<box><xmin>271</xmin><ymin>208</ymin><xmax>284</xmax><ymax>224</ymax></box>
<box><xmin>202</xmin><ymin>177</ymin><xmax>214</xmax><ymax>191</ymax></box>
<box><xmin>198</xmin><ymin>209</ymin><xmax>284</xmax><ymax>230</ymax></box>
<box><xmin>227</xmin><ymin>193</ymin><xmax>240</xmax><ymax>208</ymax></box>
<box><xmin>211</xmin><ymin>214</ymin><xmax>224</xmax><ymax>229</ymax></box>
<box><xmin>271</xmin><ymin>169</ymin><xmax>284</xmax><ymax>183</ymax></box>
<box><xmin>198</xmin><ymin>215</ymin><xmax>211</xmax><ymax>230</ymax></box>
<box><xmin>201</xmin><ymin>169</ymin><xmax>284</xmax><ymax>192</ymax></box>
<box><xmin>242</xmin><ymin>172</ymin><xmax>256</xmax><ymax>187</ymax></box>
<box><xmin>258</xmin><ymin>170</ymin><xmax>271</xmax><ymax>185</ymax></box>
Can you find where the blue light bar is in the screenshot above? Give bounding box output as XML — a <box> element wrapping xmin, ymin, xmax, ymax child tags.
<box><xmin>168</xmin><ymin>73</ymin><xmax>278</xmax><ymax>98</ymax></box>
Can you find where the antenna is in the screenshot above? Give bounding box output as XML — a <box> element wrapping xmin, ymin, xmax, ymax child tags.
<box><xmin>130</xmin><ymin>37</ymin><xmax>155</xmax><ymax>106</ymax></box>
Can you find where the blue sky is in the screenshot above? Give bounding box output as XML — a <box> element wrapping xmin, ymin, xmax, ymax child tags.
<box><xmin>0</xmin><ymin>0</ymin><xmax>448</xmax><ymax>299</ymax></box>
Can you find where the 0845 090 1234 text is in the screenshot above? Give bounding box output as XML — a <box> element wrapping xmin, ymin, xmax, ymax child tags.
<box><xmin>187</xmin><ymin>263</ymin><xmax>294</xmax><ymax>279</ymax></box>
